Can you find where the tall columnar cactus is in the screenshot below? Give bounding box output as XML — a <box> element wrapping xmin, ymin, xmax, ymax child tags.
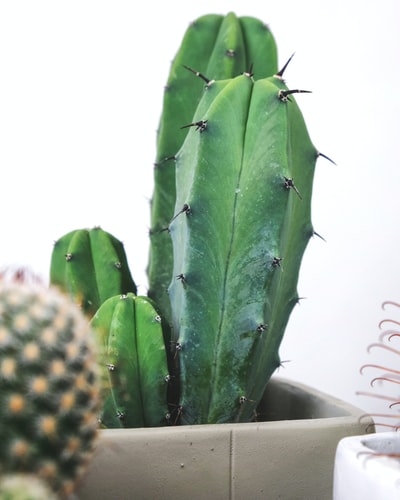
<box><xmin>167</xmin><ymin>60</ymin><xmax>323</xmax><ymax>424</ymax></box>
<box><xmin>50</xmin><ymin>226</ymin><xmax>136</xmax><ymax>318</ymax></box>
<box><xmin>91</xmin><ymin>293</ymin><xmax>170</xmax><ymax>428</ymax></box>
<box><xmin>0</xmin><ymin>270</ymin><xmax>101</xmax><ymax>497</ymax></box>
<box><xmin>148</xmin><ymin>12</ymin><xmax>278</xmax><ymax>327</ymax></box>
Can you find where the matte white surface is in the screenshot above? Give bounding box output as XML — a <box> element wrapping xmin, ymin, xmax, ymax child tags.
<box><xmin>1</xmin><ymin>1</ymin><xmax>399</xmax><ymax>421</ymax></box>
<box><xmin>334</xmin><ymin>433</ymin><xmax>400</xmax><ymax>500</ymax></box>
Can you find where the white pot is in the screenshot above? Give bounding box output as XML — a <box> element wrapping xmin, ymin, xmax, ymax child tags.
<box><xmin>77</xmin><ymin>377</ymin><xmax>373</xmax><ymax>500</ymax></box>
<box><xmin>334</xmin><ymin>432</ymin><xmax>400</xmax><ymax>500</ymax></box>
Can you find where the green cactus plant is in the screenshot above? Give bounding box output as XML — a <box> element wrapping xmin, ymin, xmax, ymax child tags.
<box><xmin>50</xmin><ymin>226</ymin><xmax>136</xmax><ymax>318</ymax></box>
<box><xmin>91</xmin><ymin>292</ymin><xmax>170</xmax><ymax>428</ymax></box>
<box><xmin>0</xmin><ymin>269</ymin><xmax>101</xmax><ymax>497</ymax></box>
<box><xmin>46</xmin><ymin>11</ymin><xmax>330</xmax><ymax>428</ymax></box>
<box><xmin>148</xmin><ymin>12</ymin><xmax>278</xmax><ymax>328</ymax></box>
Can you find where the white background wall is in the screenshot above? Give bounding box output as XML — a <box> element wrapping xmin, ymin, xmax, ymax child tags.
<box><xmin>1</xmin><ymin>0</ymin><xmax>399</xmax><ymax>427</ymax></box>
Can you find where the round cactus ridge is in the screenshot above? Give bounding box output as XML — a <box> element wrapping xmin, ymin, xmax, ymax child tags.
<box><xmin>0</xmin><ymin>270</ymin><xmax>101</xmax><ymax>497</ymax></box>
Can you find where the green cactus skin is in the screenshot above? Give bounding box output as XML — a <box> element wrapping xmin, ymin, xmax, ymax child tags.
<box><xmin>50</xmin><ymin>227</ymin><xmax>137</xmax><ymax>318</ymax></box>
<box><xmin>168</xmin><ymin>66</ymin><xmax>320</xmax><ymax>424</ymax></box>
<box><xmin>0</xmin><ymin>273</ymin><xmax>101</xmax><ymax>497</ymax></box>
<box><xmin>148</xmin><ymin>12</ymin><xmax>278</xmax><ymax>328</ymax></box>
<box><xmin>91</xmin><ymin>293</ymin><xmax>170</xmax><ymax>428</ymax></box>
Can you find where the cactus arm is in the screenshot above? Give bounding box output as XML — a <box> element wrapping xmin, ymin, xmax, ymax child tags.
<box><xmin>91</xmin><ymin>293</ymin><xmax>169</xmax><ymax>428</ymax></box>
<box><xmin>243</xmin><ymin>76</ymin><xmax>318</xmax><ymax>417</ymax></box>
<box><xmin>50</xmin><ymin>227</ymin><xmax>136</xmax><ymax>317</ymax></box>
<box><xmin>147</xmin><ymin>14</ymin><xmax>224</xmax><ymax>324</ymax></box>
<box><xmin>148</xmin><ymin>13</ymin><xmax>278</xmax><ymax>328</ymax></box>
<box><xmin>169</xmin><ymin>71</ymin><xmax>318</xmax><ymax>424</ymax></box>
<box><xmin>206</xmin><ymin>77</ymin><xmax>294</xmax><ymax>423</ymax></box>
<box><xmin>168</xmin><ymin>75</ymin><xmax>254</xmax><ymax>424</ymax></box>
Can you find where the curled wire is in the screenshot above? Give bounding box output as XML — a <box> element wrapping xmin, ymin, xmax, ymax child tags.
<box><xmin>358</xmin><ymin>300</ymin><xmax>400</xmax><ymax>435</ymax></box>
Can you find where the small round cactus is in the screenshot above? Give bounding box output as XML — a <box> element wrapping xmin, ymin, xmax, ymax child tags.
<box><xmin>0</xmin><ymin>269</ymin><xmax>101</xmax><ymax>497</ymax></box>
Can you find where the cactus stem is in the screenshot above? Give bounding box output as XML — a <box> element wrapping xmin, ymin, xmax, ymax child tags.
<box><xmin>283</xmin><ymin>177</ymin><xmax>302</xmax><ymax>199</ymax></box>
<box><xmin>183</xmin><ymin>65</ymin><xmax>215</xmax><ymax>88</ymax></box>
<box><xmin>180</xmin><ymin>120</ymin><xmax>208</xmax><ymax>132</ymax></box>
<box><xmin>318</xmin><ymin>152</ymin><xmax>337</xmax><ymax>165</ymax></box>
<box><xmin>278</xmin><ymin>89</ymin><xmax>312</xmax><ymax>102</ymax></box>
<box><xmin>275</xmin><ymin>52</ymin><xmax>295</xmax><ymax>79</ymax></box>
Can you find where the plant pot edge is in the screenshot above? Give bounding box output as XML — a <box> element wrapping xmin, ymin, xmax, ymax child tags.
<box><xmin>76</xmin><ymin>377</ymin><xmax>373</xmax><ymax>500</ymax></box>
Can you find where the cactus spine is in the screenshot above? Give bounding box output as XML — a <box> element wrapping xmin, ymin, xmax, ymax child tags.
<box><xmin>0</xmin><ymin>271</ymin><xmax>100</xmax><ymax>496</ymax></box>
<box><xmin>148</xmin><ymin>12</ymin><xmax>278</xmax><ymax>327</ymax></box>
<box><xmin>50</xmin><ymin>226</ymin><xmax>136</xmax><ymax>318</ymax></box>
<box><xmin>168</xmin><ymin>62</ymin><xmax>319</xmax><ymax>424</ymax></box>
